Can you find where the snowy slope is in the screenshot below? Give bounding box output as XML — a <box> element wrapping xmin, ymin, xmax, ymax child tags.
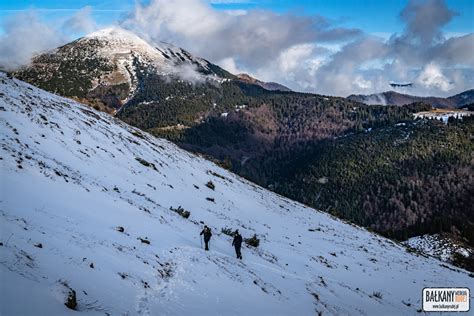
<box><xmin>406</xmin><ymin>234</ymin><xmax>472</xmax><ymax>263</ymax></box>
<box><xmin>0</xmin><ymin>73</ymin><xmax>472</xmax><ymax>315</ymax></box>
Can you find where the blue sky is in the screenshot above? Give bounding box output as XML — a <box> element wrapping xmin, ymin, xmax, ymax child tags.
<box><xmin>1</xmin><ymin>0</ymin><xmax>472</xmax><ymax>35</ymax></box>
<box><xmin>213</xmin><ymin>0</ymin><xmax>473</xmax><ymax>34</ymax></box>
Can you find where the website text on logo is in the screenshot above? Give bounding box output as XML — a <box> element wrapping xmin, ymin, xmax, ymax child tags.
<box><xmin>423</xmin><ymin>287</ymin><xmax>470</xmax><ymax>312</ymax></box>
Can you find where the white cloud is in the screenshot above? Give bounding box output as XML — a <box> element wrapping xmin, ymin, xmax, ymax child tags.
<box><xmin>175</xmin><ymin>63</ymin><xmax>207</xmax><ymax>83</ymax></box>
<box><xmin>217</xmin><ymin>57</ymin><xmax>242</xmax><ymax>74</ymax></box>
<box><xmin>0</xmin><ymin>7</ymin><xmax>98</xmax><ymax>71</ymax></box>
<box><xmin>277</xmin><ymin>44</ymin><xmax>315</xmax><ymax>73</ymax></box>
<box><xmin>122</xmin><ymin>0</ymin><xmax>360</xmax><ymax>71</ymax></box>
<box><xmin>0</xmin><ymin>11</ymin><xmax>66</xmax><ymax>70</ymax></box>
<box><xmin>63</xmin><ymin>6</ymin><xmax>98</xmax><ymax>34</ymax></box>
<box><xmin>224</xmin><ymin>9</ymin><xmax>248</xmax><ymax>16</ymax></box>
<box><xmin>124</xmin><ymin>0</ymin><xmax>222</xmax><ymax>39</ymax></box>
<box><xmin>257</xmin><ymin>0</ymin><xmax>473</xmax><ymax>97</ymax></box>
<box><xmin>209</xmin><ymin>0</ymin><xmax>253</xmax><ymax>3</ymax></box>
<box><xmin>416</xmin><ymin>62</ymin><xmax>453</xmax><ymax>91</ymax></box>
<box><xmin>354</xmin><ymin>75</ymin><xmax>373</xmax><ymax>90</ymax></box>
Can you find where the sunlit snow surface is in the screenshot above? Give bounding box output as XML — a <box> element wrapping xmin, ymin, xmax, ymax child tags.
<box><xmin>0</xmin><ymin>72</ymin><xmax>472</xmax><ymax>315</ymax></box>
<box><xmin>406</xmin><ymin>234</ymin><xmax>472</xmax><ymax>262</ymax></box>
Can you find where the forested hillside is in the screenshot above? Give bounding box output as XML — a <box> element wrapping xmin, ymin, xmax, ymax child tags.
<box><xmin>117</xmin><ymin>78</ymin><xmax>474</xmax><ymax>256</ymax></box>
<box><xmin>246</xmin><ymin>118</ymin><xmax>474</xmax><ymax>245</ymax></box>
<box><xmin>120</xmin><ymin>78</ymin><xmax>430</xmax><ymax>164</ymax></box>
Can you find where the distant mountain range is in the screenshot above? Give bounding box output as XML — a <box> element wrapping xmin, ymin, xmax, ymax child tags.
<box><xmin>348</xmin><ymin>90</ymin><xmax>474</xmax><ymax>108</ymax></box>
<box><xmin>11</xmin><ymin>27</ymin><xmax>474</xmax><ymax>270</ymax></box>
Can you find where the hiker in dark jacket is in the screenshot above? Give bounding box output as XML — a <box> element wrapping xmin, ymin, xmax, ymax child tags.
<box><xmin>232</xmin><ymin>230</ymin><xmax>243</xmax><ymax>259</ymax></box>
<box><xmin>200</xmin><ymin>225</ymin><xmax>212</xmax><ymax>251</ymax></box>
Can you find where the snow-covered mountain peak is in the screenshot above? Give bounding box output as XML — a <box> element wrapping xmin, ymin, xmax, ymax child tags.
<box><xmin>83</xmin><ymin>27</ymin><xmax>210</xmax><ymax>67</ymax></box>
<box><xmin>1</xmin><ymin>73</ymin><xmax>472</xmax><ymax>315</ymax></box>
<box><xmin>79</xmin><ymin>26</ymin><xmax>218</xmax><ymax>73</ymax></box>
<box><xmin>80</xmin><ymin>26</ymin><xmax>167</xmax><ymax>65</ymax></box>
<box><xmin>14</xmin><ymin>27</ymin><xmax>236</xmax><ymax>112</ymax></box>
<box><xmin>84</xmin><ymin>26</ymin><xmax>144</xmax><ymax>41</ymax></box>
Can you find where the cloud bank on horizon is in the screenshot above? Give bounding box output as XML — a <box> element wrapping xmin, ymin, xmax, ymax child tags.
<box><xmin>0</xmin><ymin>0</ymin><xmax>473</xmax><ymax>97</ymax></box>
<box><xmin>0</xmin><ymin>6</ymin><xmax>97</xmax><ymax>70</ymax></box>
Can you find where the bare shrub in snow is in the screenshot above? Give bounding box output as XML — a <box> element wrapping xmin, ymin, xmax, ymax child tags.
<box><xmin>245</xmin><ymin>234</ymin><xmax>260</xmax><ymax>247</ymax></box>
<box><xmin>221</xmin><ymin>227</ymin><xmax>236</xmax><ymax>237</ymax></box>
<box><xmin>135</xmin><ymin>157</ymin><xmax>158</xmax><ymax>171</ymax></box>
<box><xmin>170</xmin><ymin>206</ymin><xmax>190</xmax><ymax>219</ymax></box>
<box><xmin>205</xmin><ymin>181</ymin><xmax>215</xmax><ymax>190</ymax></box>
<box><xmin>64</xmin><ymin>289</ymin><xmax>77</xmax><ymax>310</ymax></box>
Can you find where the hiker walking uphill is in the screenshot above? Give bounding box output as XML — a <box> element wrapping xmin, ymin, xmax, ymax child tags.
<box><xmin>200</xmin><ymin>225</ymin><xmax>212</xmax><ymax>251</ymax></box>
<box><xmin>232</xmin><ymin>230</ymin><xmax>243</xmax><ymax>259</ymax></box>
